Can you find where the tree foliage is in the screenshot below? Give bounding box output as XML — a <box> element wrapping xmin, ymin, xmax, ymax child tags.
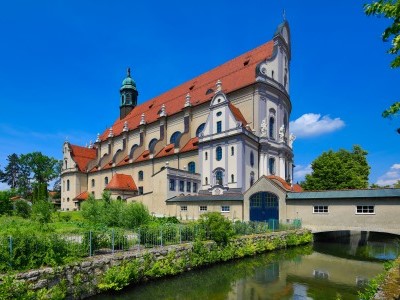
<box><xmin>364</xmin><ymin>0</ymin><xmax>400</xmax><ymax>132</ymax></box>
<box><xmin>0</xmin><ymin>154</ymin><xmax>20</xmax><ymax>188</ymax></box>
<box><xmin>0</xmin><ymin>152</ymin><xmax>61</xmax><ymax>197</ymax></box>
<box><xmin>301</xmin><ymin>145</ymin><xmax>370</xmax><ymax>190</ymax></box>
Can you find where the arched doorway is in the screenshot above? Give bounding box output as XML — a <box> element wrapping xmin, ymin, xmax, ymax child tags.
<box><xmin>249</xmin><ymin>192</ymin><xmax>279</xmax><ymax>221</ymax></box>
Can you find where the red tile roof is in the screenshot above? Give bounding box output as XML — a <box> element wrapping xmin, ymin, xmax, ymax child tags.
<box><xmin>266</xmin><ymin>175</ymin><xmax>303</xmax><ymax>192</ymax></box>
<box><xmin>102</xmin><ymin>159</ymin><xmax>114</xmax><ymax>170</ymax></box>
<box><xmin>155</xmin><ymin>143</ymin><xmax>175</xmax><ymax>158</ymax></box>
<box><xmin>105</xmin><ymin>173</ymin><xmax>137</xmax><ymax>191</ymax></box>
<box><xmin>74</xmin><ymin>191</ymin><xmax>90</xmax><ymax>201</ymax></box>
<box><xmin>70</xmin><ymin>144</ymin><xmax>97</xmax><ymax>172</ymax></box>
<box><xmin>134</xmin><ymin>150</ymin><xmax>150</xmax><ymax>163</ymax></box>
<box><xmin>180</xmin><ymin>137</ymin><xmax>199</xmax><ymax>153</ymax></box>
<box><xmin>116</xmin><ymin>155</ymin><xmax>130</xmax><ymax>167</ymax></box>
<box><xmin>229</xmin><ymin>103</ymin><xmax>248</xmax><ymax>126</ymax></box>
<box><xmin>100</xmin><ymin>40</ymin><xmax>274</xmax><ymax>141</ymax></box>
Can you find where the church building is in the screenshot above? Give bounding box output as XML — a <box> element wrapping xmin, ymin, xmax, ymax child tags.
<box><xmin>61</xmin><ymin>21</ymin><xmax>301</xmax><ymax>221</ymax></box>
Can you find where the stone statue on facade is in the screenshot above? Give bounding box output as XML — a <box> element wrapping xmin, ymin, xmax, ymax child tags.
<box><xmin>260</xmin><ymin>118</ymin><xmax>268</xmax><ymax>137</ymax></box>
<box><xmin>279</xmin><ymin>125</ymin><xmax>285</xmax><ymax>142</ymax></box>
<box><xmin>289</xmin><ymin>133</ymin><xmax>296</xmax><ymax>148</ymax></box>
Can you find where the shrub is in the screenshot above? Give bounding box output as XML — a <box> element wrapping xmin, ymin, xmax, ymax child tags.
<box><xmin>31</xmin><ymin>200</ymin><xmax>53</xmax><ymax>225</ymax></box>
<box><xmin>14</xmin><ymin>200</ymin><xmax>31</xmax><ymax>218</ymax></box>
<box><xmin>123</xmin><ymin>202</ymin><xmax>151</xmax><ymax>229</ymax></box>
<box><xmin>198</xmin><ymin>212</ymin><xmax>234</xmax><ymax>245</ymax></box>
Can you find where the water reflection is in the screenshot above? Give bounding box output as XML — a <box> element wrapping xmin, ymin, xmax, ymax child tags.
<box><xmin>94</xmin><ymin>232</ymin><xmax>399</xmax><ymax>300</ymax></box>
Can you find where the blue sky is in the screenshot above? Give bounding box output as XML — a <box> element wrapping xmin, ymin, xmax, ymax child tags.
<box><xmin>0</xmin><ymin>0</ymin><xmax>399</xmax><ymax>189</ymax></box>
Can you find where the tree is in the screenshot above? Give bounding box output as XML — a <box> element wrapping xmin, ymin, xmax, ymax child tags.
<box><xmin>301</xmin><ymin>145</ymin><xmax>370</xmax><ymax>190</ymax></box>
<box><xmin>364</xmin><ymin>0</ymin><xmax>400</xmax><ymax>132</ymax></box>
<box><xmin>0</xmin><ymin>191</ymin><xmax>14</xmax><ymax>215</ymax></box>
<box><xmin>394</xmin><ymin>180</ymin><xmax>400</xmax><ymax>188</ymax></box>
<box><xmin>19</xmin><ymin>152</ymin><xmax>60</xmax><ymax>184</ymax></box>
<box><xmin>0</xmin><ymin>154</ymin><xmax>21</xmax><ymax>189</ymax></box>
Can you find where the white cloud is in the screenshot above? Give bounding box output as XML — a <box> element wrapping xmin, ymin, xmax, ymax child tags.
<box><xmin>293</xmin><ymin>164</ymin><xmax>312</xmax><ymax>182</ymax></box>
<box><xmin>376</xmin><ymin>164</ymin><xmax>400</xmax><ymax>186</ymax></box>
<box><xmin>290</xmin><ymin>113</ymin><xmax>345</xmax><ymax>138</ymax></box>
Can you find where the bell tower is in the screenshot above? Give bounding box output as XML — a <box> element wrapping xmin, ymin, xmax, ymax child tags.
<box><xmin>120</xmin><ymin>67</ymin><xmax>138</xmax><ymax>119</ymax></box>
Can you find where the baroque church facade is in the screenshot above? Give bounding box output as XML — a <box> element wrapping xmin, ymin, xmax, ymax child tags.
<box><xmin>61</xmin><ymin>21</ymin><xmax>300</xmax><ymax>221</ymax></box>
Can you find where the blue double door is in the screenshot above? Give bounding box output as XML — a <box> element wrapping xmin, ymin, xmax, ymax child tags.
<box><xmin>249</xmin><ymin>192</ymin><xmax>279</xmax><ymax>222</ymax></box>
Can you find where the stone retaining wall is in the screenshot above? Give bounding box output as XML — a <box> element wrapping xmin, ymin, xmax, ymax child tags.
<box><xmin>6</xmin><ymin>229</ymin><xmax>311</xmax><ymax>299</ymax></box>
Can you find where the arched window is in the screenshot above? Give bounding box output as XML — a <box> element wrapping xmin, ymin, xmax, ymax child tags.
<box><xmin>91</xmin><ymin>179</ymin><xmax>95</xmax><ymax>188</ymax></box>
<box><xmin>269</xmin><ymin>158</ymin><xmax>276</xmax><ymax>175</ymax></box>
<box><xmin>269</xmin><ymin>117</ymin><xmax>275</xmax><ymax>139</ymax></box>
<box><xmin>170</xmin><ymin>131</ymin><xmax>181</xmax><ymax>145</ymax></box>
<box><xmin>148</xmin><ymin>138</ymin><xmax>158</xmax><ymax>151</ymax></box>
<box><xmin>250</xmin><ymin>151</ymin><xmax>254</xmax><ymax>167</ymax></box>
<box><xmin>67</xmin><ymin>179</ymin><xmax>70</xmax><ymax>191</ymax></box>
<box><xmin>216</xmin><ymin>146</ymin><xmax>222</xmax><ymax>161</ymax></box>
<box><xmin>250</xmin><ymin>171</ymin><xmax>255</xmax><ymax>186</ymax></box>
<box><xmin>205</xmin><ymin>177</ymin><xmax>208</xmax><ymax>185</ymax></box>
<box><xmin>205</xmin><ymin>152</ymin><xmax>208</xmax><ymax>160</ymax></box>
<box><xmin>231</xmin><ymin>146</ymin><xmax>234</xmax><ymax>156</ymax></box>
<box><xmin>231</xmin><ymin>174</ymin><xmax>235</xmax><ymax>183</ymax></box>
<box><xmin>104</xmin><ymin>176</ymin><xmax>109</xmax><ymax>185</ymax></box>
<box><xmin>188</xmin><ymin>162</ymin><xmax>195</xmax><ymax>173</ymax></box>
<box><xmin>196</xmin><ymin>123</ymin><xmax>206</xmax><ymax>137</ymax></box>
<box><xmin>215</xmin><ymin>170</ymin><xmax>223</xmax><ymax>185</ymax></box>
<box><xmin>138</xmin><ymin>170</ymin><xmax>143</xmax><ymax>181</ymax></box>
<box><xmin>64</xmin><ymin>160</ymin><xmax>68</xmax><ymax>169</ymax></box>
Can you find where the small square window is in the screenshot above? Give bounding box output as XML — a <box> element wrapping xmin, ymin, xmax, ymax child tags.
<box><xmin>221</xmin><ymin>205</ymin><xmax>230</xmax><ymax>213</ymax></box>
<box><xmin>313</xmin><ymin>206</ymin><xmax>328</xmax><ymax>213</ymax></box>
<box><xmin>138</xmin><ymin>187</ymin><xmax>143</xmax><ymax>195</ymax></box>
<box><xmin>356</xmin><ymin>205</ymin><xmax>375</xmax><ymax>214</ymax></box>
<box><xmin>200</xmin><ymin>205</ymin><xmax>207</xmax><ymax>212</ymax></box>
<box><xmin>181</xmin><ymin>205</ymin><xmax>187</xmax><ymax>212</ymax></box>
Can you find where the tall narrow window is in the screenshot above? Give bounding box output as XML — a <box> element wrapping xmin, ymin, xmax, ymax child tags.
<box><xmin>250</xmin><ymin>151</ymin><xmax>254</xmax><ymax>167</ymax></box>
<box><xmin>187</xmin><ymin>182</ymin><xmax>191</xmax><ymax>192</ymax></box>
<box><xmin>231</xmin><ymin>146</ymin><xmax>234</xmax><ymax>156</ymax></box>
<box><xmin>188</xmin><ymin>162</ymin><xmax>196</xmax><ymax>173</ymax></box>
<box><xmin>205</xmin><ymin>152</ymin><xmax>208</xmax><ymax>160</ymax></box>
<box><xmin>138</xmin><ymin>170</ymin><xmax>144</xmax><ymax>181</ymax></box>
<box><xmin>216</xmin><ymin>121</ymin><xmax>222</xmax><ymax>133</ymax></box>
<box><xmin>169</xmin><ymin>179</ymin><xmax>175</xmax><ymax>191</ymax></box>
<box><xmin>231</xmin><ymin>174</ymin><xmax>235</xmax><ymax>183</ymax></box>
<box><xmin>269</xmin><ymin>158</ymin><xmax>276</xmax><ymax>175</ymax></box>
<box><xmin>193</xmin><ymin>182</ymin><xmax>198</xmax><ymax>193</ymax></box>
<box><xmin>91</xmin><ymin>179</ymin><xmax>95</xmax><ymax>188</ymax></box>
<box><xmin>179</xmin><ymin>180</ymin><xmax>184</xmax><ymax>192</ymax></box>
<box><xmin>67</xmin><ymin>179</ymin><xmax>70</xmax><ymax>191</ymax></box>
<box><xmin>104</xmin><ymin>177</ymin><xmax>109</xmax><ymax>185</ymax></box>
<box><xmin>269</xmin><ymin>117</ymin><xmax>275</xmax><ymax>139</ymax></box>
<box><xmin>216</xmin><ymin>170</ymin><xmax>223</xmax><ymax>185</ymax></box>
<box><xmin>250</xmin><ymin>172</ymin><xmax>255</xmax><ymax>186</ymax></box>
<box><xmin>216</xmin><ymin>146</ymin><xmax>222</xmax><ymax>161</ymax></box>
<box><xmin>205</xmin><ymin>177</ymin><xmax>208</xmax><ymax>185</ymax></box>
<box><xmin>138</xmin><ymin>187</ymin><xmax>143</xmax><ymax>195</ymax></box>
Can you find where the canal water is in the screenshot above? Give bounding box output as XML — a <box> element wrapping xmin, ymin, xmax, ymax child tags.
<box><xmin>95</xmin><ymin>231</ymin><xmax>399</xmax><ymax>300</ymax></box>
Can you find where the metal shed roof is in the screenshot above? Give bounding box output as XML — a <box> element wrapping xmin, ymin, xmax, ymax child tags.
<box><xmin>286</xmin><ymin>188</ymin><xmax>400</xmax><ymax>200</ymax></box>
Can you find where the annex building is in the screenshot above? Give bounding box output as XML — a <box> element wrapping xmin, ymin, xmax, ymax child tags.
<box><xmin>61</xmin><ymin>21</ymin><xmax>400</xmax><ymax>231</ymax></box>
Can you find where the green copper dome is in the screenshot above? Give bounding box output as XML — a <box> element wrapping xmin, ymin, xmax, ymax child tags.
<box><xmin>120</xmin><ymin>68</ymin><xmax>137</xmax><ymax>90</ymax></box>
